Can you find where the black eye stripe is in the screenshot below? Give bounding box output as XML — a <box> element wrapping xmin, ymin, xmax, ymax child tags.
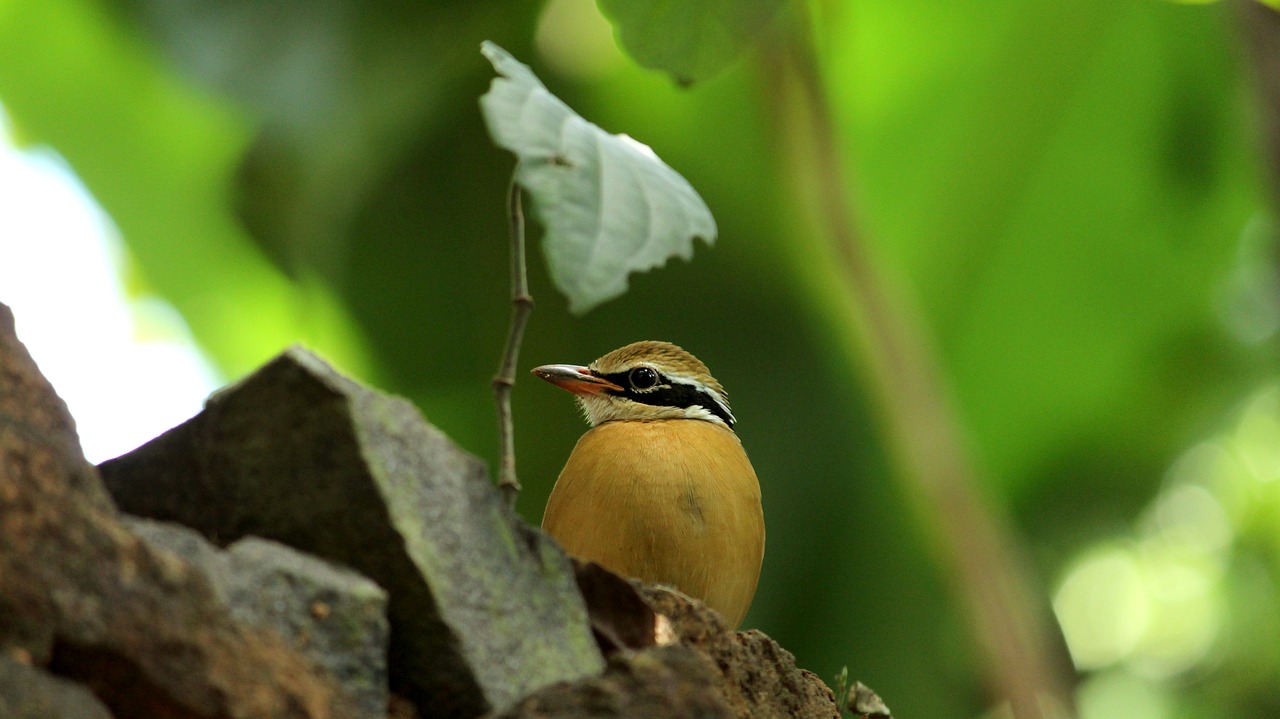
<box><xmin>597</xmin><ymin>371</ymin><xmax>734</xmax><ymax>428</ymax></box>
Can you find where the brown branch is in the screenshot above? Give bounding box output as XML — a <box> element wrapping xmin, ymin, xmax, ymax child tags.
<box><xmin>761</xmin><ymin>4</ymin><xmax>1074</xmax><ymax>717</ymax></box>
<box><xmin>493</xmin><ymin>174</ymin><xmax>534</xmax><ymax>508</ymax></box>
<box><xmin>1239</xmin><ymin>0</ymin><xmax>1280</xmax><ymax>210</ymax></box>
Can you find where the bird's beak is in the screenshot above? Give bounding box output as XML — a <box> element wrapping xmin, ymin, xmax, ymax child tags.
<box><xmin>531</xmin><ymin>364</ymin><xmax>623</xmax><ymax>396</ymax></box>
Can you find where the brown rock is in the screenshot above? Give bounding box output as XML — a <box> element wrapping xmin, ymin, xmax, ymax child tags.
<box><xmin>0</xmin><ymin>302</ymin><xmax>357</xmax><ymax>719</ymax></box>
<box><xmin>571</xmin><ymin>561</ymin><xmax>659</xmax><ymax>654</ymax></box>
<box><xmin>638</xmin><ymin>585</ymin><xmax>841</xmax><ymax>719</ymax></box>
<box><xmin>490</xmin><ymin>646</ymin><xmax>735</xmax><ymax>719</ymax></box>
<box><xmin>497</xmin><ymin>562</ymin><xmax>842</xmax><ymax>719</ymax></box>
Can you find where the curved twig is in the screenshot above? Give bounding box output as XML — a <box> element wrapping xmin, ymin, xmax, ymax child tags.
<box><xmin>493</xmin><ymin>172</ymin><xmax>534</xmax><ymax>508</ymax></box>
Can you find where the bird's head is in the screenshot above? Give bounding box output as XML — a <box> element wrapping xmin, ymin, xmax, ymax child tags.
<box><xmin>532</xmin><ymin>341</ymin><xmax>735</xmax><ymax>429</ymax></box>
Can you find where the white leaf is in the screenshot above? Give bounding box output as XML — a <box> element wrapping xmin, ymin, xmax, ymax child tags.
<box><xmin>479</xmin><ymin>41</ymin><xmax>717</xmax><ymax>314</ymax></box>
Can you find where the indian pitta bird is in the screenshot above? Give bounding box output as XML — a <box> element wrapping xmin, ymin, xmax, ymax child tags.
<box><xmin>533</xmin><ymin>341</ymin><xmax>764</xmax><ymax>628</ymax></box>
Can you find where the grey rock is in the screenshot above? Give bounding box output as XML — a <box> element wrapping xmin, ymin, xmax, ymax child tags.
<box><xmin>123</xmin><ymin>517</ymin><xmax>390</xmax><ymax>718</ymax></box>
<box><xmin>225</xmin><ymin>536</ymin><xmax>390</xmax><ymax>714</ymax></box>
<box><xmin>99</xmin><ymin>347</ymin><xmax>604</xmax><ymax>716</ymax></box>
<box><xmin>0</xmin><ymin>657</ymin><xmax>114</xmax><ymax>719</ymax></box>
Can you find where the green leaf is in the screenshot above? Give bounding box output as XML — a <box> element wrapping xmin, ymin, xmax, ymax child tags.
<box><xmin>479</xmin><ymin>41</ymin><xmax>717</xmax><ymax>315</ymax></box>
<box><xmin>595</xmin><ymin>0</ymin><xmax>784</xmax><ymax>85</ymax></box>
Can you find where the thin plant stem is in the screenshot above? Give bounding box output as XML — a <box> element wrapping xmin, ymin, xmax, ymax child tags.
<box><xmin>493</xmin><ymin>172</ymin><xmax>534</xmax><ymax>508</ymax></box>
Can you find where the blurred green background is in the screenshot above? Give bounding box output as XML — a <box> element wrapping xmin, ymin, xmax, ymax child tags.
<box><xmin>2</xmin><ymin>0</ymin><xmax>1279</xmax><ymax>717</ymax></box>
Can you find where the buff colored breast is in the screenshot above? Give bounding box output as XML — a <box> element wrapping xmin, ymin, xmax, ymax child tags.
<box><xmin>541</xmin><ymin>418</ymin><xmax>764</xmax><ymax>628</ymax></box>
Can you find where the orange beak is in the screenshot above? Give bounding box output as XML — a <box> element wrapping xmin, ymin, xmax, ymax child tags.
<box><xmin>531</xmin><ymin>364</ymin><xmax>623</xmax><ymax>396</ymax></box>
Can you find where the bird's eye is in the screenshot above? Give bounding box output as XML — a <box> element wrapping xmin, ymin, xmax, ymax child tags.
<box><xmin>628</xmin><ymin>366</ymin><xmax>659</xmax><ymax>390</ymax></box>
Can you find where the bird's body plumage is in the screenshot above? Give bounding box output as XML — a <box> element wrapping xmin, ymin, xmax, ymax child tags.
<box><xmin>534</xmin><ymin>341</ymin><xmax>764</xmax><ymax>628</ymax></box>
<box><xmin>542</xmin><ymin>419</ymin><xmax>763</xmax><ymax>628</ymax></box>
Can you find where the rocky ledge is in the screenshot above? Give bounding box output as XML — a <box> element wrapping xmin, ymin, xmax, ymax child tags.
<box><xmin>0</xmin><ymin>301</ymin><xmax>882</xmax><ymax>719</ymax></box>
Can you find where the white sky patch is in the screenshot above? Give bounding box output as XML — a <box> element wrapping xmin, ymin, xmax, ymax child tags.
<box><xmin>0</xmin><ymin>110</ymin><xmax>220</xmax><ymax>463</ymax></box>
